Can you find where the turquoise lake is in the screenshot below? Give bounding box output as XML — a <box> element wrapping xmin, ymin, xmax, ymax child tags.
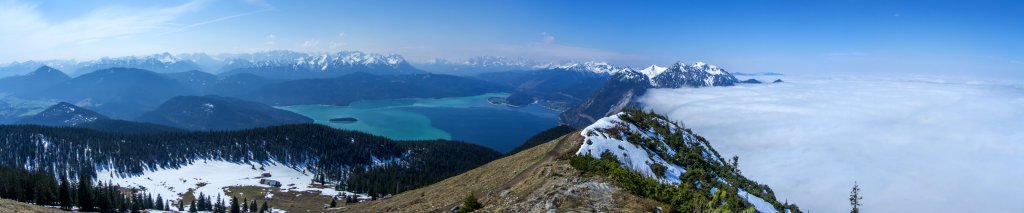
<box><xmin>277</xmin><ymin>93</ymin><xmax>559</xmax><ymax>153</ymax></box>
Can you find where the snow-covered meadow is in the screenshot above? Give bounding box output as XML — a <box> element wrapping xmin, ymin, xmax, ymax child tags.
<box><xmin>96</xmin><ymin>160</ymin><xmax>365</xmax><ymax>204</ymax></box>
<box><xmin>640</xmin><ymin>75</ymin><xmax>1024</xmax><ymax>212</ymax></box>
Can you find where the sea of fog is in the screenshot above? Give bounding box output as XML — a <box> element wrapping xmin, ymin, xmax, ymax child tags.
<box><xmin>640</xmin><ymin>75</ymin><xmax>1024</xmax><ymax>212</ymax></box>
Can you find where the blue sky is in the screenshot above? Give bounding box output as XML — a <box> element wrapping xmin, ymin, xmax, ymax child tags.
<box><xmin>0</xmin><ymin>0</ymin><xmax>1021</xmax><ymax>78</ymax></box>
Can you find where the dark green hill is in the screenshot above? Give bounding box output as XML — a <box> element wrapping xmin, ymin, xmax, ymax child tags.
<box><xmin>137</xmin><ymin>95</ymin><xmax>312</xmax><ymax>131</ymax></box>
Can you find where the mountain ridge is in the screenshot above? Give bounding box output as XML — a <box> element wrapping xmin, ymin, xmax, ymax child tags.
<box><xmin>348</xmin><ymin>110</ymin><xmax>799</xmax><ymax>212</ymax></box>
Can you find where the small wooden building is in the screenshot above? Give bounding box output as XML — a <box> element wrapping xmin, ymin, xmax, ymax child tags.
<box><xmin>260</xmin><ymin>179</ymin><xmax>281</xmax><ymax>187</ymax></box>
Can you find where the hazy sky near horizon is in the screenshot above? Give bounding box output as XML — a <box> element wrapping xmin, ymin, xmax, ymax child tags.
<box><xmin>0</xmin><ymin>0</ymin><xmax>1021</xmax><ymax>78</ymax></box>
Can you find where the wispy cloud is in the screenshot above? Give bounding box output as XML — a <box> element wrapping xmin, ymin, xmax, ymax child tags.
<box><xmin>541</xmin><ymin>32</ymin><xmax>555</xmax><ymax>44</ymax></box>
<box><xmin>162</xmin><ymin>8</ymin><xmax>272</xmax><ymax>35</ymax></box>
<box><xmin>640</xmin><ymin>76</ymin><xmax>1024</xmax><ymax>212</ymax></box>
<box><xmin>301</xmin><ymin>39</ymin><xmax>321</xmax><ymax>49</ymax></box>
<box><xmin>0</xmin><ymin>0</ymin><xmax>209</xmax><ymax>60</ymax></box>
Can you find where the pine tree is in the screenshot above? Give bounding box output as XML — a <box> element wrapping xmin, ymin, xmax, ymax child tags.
<box><xmin>259</xmin><ymin>201</ymin><xmax>268</xmax><ymax>213</ymax></box>
<box><xmin>330</xmin><ymin>196</ymin><xmax>338</xmax><ymax>207</ymax></box>
<box><xmin>250</xmin><ymin>200</ymin><xmax>258</xmax><ymax>212</ymax></box>
<box><xmin>197</xmin><ymin>192</ymin><xmax>206</xmax><ymax>211</ymax></box>
<box><xmin>58</xmin><ymin>176</ymin><xmax>72</xmax><ymax>210</ymax></box>
<box><xmin>230</xmin><ymin>196</ymin><xmax>241</xmax><ymax>213</ymax></box>
<box><xmin>459</xmin><ymin>193</ymin><xmax>482</xmax><ymax>213</ymax></box>
<box><xmin>77</xmin><ymin>171</ymin><xmax>94</xmax><ymax>212</ymax></box>
<box><xmin>119</xmin><ymin>194</ymin><xmax>129</xmax><ymax>212</ymax></box>
<box><xmin>850</xmin><ymin>181</ymin><xmax>863</xmax><ymax>213</ymax></box>
<box><xmin>215</xmin><ymin>195</ymin><xmax>225</xmax><ymax>213</ymax></box>
<box><xmin>130</xmin><ymin>195</ymin><xmax>141</xmax><ymax>213</ymax></box>
<box><xmin>156</xmin><ymin>194</ymin><xmax>164</xmax><ymax>210</ymax></box>
<box><xmin>178</xmin><ymin>199</ymin><xmax>185</xmax><ymax>211</ymax></box>
<box><xmin>242</xmin><ymin>197</ymin><xmax>249</xmax><ymax>212</ymax></box>
<box><xmin>189</xmin><ymin>200</ymin><xmax>198</xmax><ymax>213</ymax></box>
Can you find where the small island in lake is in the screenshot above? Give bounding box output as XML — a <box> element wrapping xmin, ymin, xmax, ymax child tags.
<box><xmin>328</xmin><ymin>117</ymin><xmax>358</xmax><ymax>123</ymax></box>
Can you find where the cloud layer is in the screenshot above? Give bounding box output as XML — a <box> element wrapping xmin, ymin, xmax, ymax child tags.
<box><xmin>640</xmin><ymin>76</ymin><xmax>1024</xmax><ymax>212</ymax></box>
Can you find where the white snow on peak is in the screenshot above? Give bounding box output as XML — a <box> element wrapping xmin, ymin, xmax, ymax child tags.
<box><xmin>550</xmin><ymin>61</ymin><xmax>632</xmax><ymax>75</ymax></box>
<box><xmin>637</xmin><ymin>65</ymin><xmax>668</xmax><ymax>79</ymax></box>
<box><xmin>157</xmin><ymin>53</ymin><xmax>179</xmax><ymax>64</ymax></box>
<box><xmin>687</xmin><ymin>61</ymin><xmax>725</xmax><ymax>75</ymax></box>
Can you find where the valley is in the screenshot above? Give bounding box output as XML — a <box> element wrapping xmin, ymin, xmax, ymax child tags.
<box><xmin>278</xmin><ymin>93</ymin><xmax>559</xmax><ymax>153</ymax></box>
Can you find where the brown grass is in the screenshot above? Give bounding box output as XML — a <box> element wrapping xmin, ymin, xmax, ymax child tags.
<box><xmin>0</xmin><ymin>199</ymin><xmax>67</xmax><ymax>213</ymax></box>
<box><xmin>223</xmin><ymin>186</ymin><xmax>341</xmax><ymax>213</ymax></box>
<box><xmin>344</xmin><ymin>131</ymin><xmax>665</xmax><ymax>213</ymax></box>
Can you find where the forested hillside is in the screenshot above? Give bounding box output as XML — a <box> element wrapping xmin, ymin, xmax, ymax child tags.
<box><xmin>0</xmin><ymin>124</ymin><xmax>501</xmax><ymax>197</ymax></box>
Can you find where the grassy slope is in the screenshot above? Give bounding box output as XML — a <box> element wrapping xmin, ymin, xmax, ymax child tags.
<box><xmin>345</xmin><ymin>132</ymin><xmax>663</xmax><ymax>212</ymax></box>
<box><xmin>0</xmin><ymin>199</ymin><xmax>66</xmax><ymax>213</ymax></box>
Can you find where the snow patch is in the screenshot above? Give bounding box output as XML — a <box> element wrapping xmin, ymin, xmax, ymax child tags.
<box><xmin>96</xmin><ymin>160</ymin><xmax>367</xmax><ymax>203</ymax></box>
<box><xmin>739</xmin><ymin>189</ymin><xmax>778</xmax><ymax>213</ymax></box>
<box><xmin>576</xmin><ymin>112</ymin><xmax>687</xmax><ymax>184</ymax></box>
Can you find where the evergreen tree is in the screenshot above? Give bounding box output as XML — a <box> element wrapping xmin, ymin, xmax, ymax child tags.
<box><xmin>242</xmin><ymin>197</ymin><xmax>249</xmax><ymax>212</ymax></box>
<box><xmin>850</xmin><ymin>181</ymin><xmax>863</xmax><ymax>213</ymax></box>
<box><xmin>189</xmin><ymin>200</ymin><xmax>197</xmax><ymax>213</ymax></box>
<box><xmin>250</xmin><ymin>200</ymin><xmax>258</xmax><ymax>212</ymax></box>
<box><xmin>58</xmin><ymin>176</ymin><xmax>72</xmax><ymax>210</ymax></box>
<box><xmin>459</xmin><ymin>193</ymin><xmax>482</xmax><ymax>213</ymax></box>
<box><xmin>130</xmin><ymin>195</ymin><xmax>141</xmax><ymax>213</ymax></box>
<box><xmin>259</xmin><ymin>201</ymin><xmax>268</xmax><ymax>213</ymax></box>
<box><xmin>118</xmin><ymin>194</ymin><xmax>129</xmax><ymax>212</ymax></box>
<box><xmin>230</xmin><ymin>196</ymin><xmax>240</xmax><ymax>213</ymax></box>
<box><xmin>330</xmin><ymin>196</ymin><xmax>338</xmax><ymax>207</ymax></box>
<box><xmin>77</xmin><ymin>171</ymin><xmax>94</xmax><ymax>212</ymax></box>
<box><xmin>156</xmin><ymin>194</ymin><xmax>164</xmax><ymax>210</ymax></box>
<box><xmin>197</xmin><ymin>192</ymin><xmax>206</xmax><ymax>211</ymax></box>
<box><xmin>178</xmin><ymin>199</ymin><xmax>185</xmax><ymax>211</ymax></box>
<box><xmin>215</xmin><ymin>195</ymin><xmax>225</xmax><ymax>213</ymax></box>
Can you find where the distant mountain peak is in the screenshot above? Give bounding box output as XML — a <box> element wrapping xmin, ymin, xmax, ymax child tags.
<box><xmin>17</xmin><ymin>102</ymin><xmax>109</xmax><ymax>126</ymax></box>
<box><xmin>548</xmin><ymin>61</ymin><xmax>633</xmax><ymax>75</ymax></box>
<box><xmin>27</xmin><ymin>65</ymin><xmax>68</xmax><ymax>77</ymax></box>
<box><xmin>637</xmin><ymin>64</ymin><xmax>668</xmax><ymax>79</ymax></box>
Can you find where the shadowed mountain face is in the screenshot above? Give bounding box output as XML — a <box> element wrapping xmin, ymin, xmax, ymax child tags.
<box><xmin>41</xmin><ymin>67</ymin><xmax>199</xmax><ymax>119</ymax></box>
<box><xmin>16</xmin><ymin>102</ymin><xmax>107</xmax><ymax>126</ymax></box>
<box><xmin>16</xmin><ymin>102</ymin><xmax>181</xmax><ymax>134</ymax></box>
<box><xmin>0</xmin><ymin>66</ymin><xmax>71</xmax><ymax>97</ymax></box>
<box><xmin>559</xmin><ymin>71</ymin><xmax>651</xmax><ymax>128</ymax></box>
<box><xmin>559</xmin><ymin>62</ymin><xmax>740</xmax><ymax>128</ymax></box>
<box><xmin>476</xmin><ymin>69</ymin><xmax>611</xmax><ymax>107</ymax></box>
<box><xmin>136</xmin><ymin>95</ymin><xmax>313</xmax><ymax>131</ymax></box>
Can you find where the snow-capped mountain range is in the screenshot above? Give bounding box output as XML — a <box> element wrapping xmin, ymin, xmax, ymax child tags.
<box><xmin>420</xmin><ymin>56</ymin><xmax>740</xmax><ymax>87</ymax></box>
<box><xmin>0</xmin><ymin>51</ymin><xmax>419</xmax><ymax>78</ymax></box>
<box><xmin>2</xmin><ymin>50</ymin><xmax>743</xmax><ymax>87</ymax></box>
<box><xmin>547</xmin><ymin>61</ymin><xmax>739</xmax><ymax>88</ymax></box>
<box><xmin>216</xmin><ymin>50</ymin><xmax>410</xmax><ymax>73</ymax></box>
